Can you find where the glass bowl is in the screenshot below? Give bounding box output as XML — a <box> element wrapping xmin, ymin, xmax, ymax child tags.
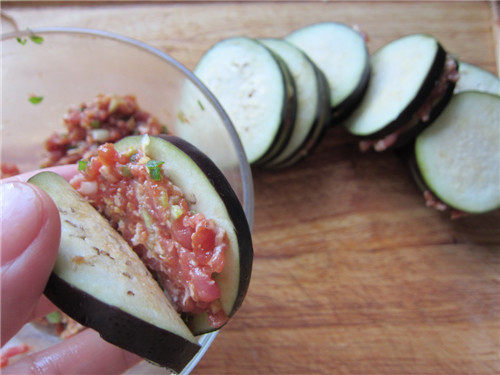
<box><xmin>1</xmin><ymin>27</ymin><xmax>254</xmax><ymax>374</ymax></box>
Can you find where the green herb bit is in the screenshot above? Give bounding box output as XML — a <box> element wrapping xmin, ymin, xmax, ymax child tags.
<box><xmin>161</xmin><ymin>126</ymin><xmax>168</xmax><ymax>134</ymax></box>
<box><xmin>177</xmin><ymin>110</ymin><xmax>189</xmax><ymax>123</ymax></box>
<box><xmin>197</xmin><ymin>100</ymin><xmax>205</xmax><ymax>111</ymax></box>
<box><xmin>29</xmin><ymin>95</ymin><xmax>44</xmax><ymax>104</ymax></box>
<box><xmin>121</xmin><ymin>166</ymin><xmax>133</xmax><ymax>178</ymax></box>
<box><xmin>45</xmin><ymin>310</ymin><xmax>62</xmax><ymax>324</ymax></box>
<box><xmin>78</xmin><ymin>160</ymin><xmax>89</xmax><ymax>171</ymax></box>
<box><xmin>149</xmin><ymin>168</ymin><xmax>163</xmax><ymax>181</ymax></box>
<box><xmin>16</xmin><ymin>37</ymin><xmax>27</xmax><ymax>45</ymax></box>
<box><xmin>90</xmin><ymin>120</ymin><xmax>101</xmax><ymax>129</ymax></box>
<box><xmin>146</xmin><ymin>160</ymin><xmax>164</xmax><ymax>168</ymax></box>
<box><xmin>146</xmin><ymin>160</ymin><xmax>165</xmax><ymax>181</ymax></box>
<box><xmin>29</xmin><ymin>34</ymin><xmax>44</xmax><ymax>44</ymax></box>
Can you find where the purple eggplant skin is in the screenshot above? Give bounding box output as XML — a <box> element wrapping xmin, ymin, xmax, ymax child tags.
<box><xmin>252</xmin><ymin>47</ymin><xmax>297</xmax><ymax>166</ymax></box>
<box><xmin>157</xmin><ymin>135</ymin><xmax>254</xmax><ymax>334</ymax></box>
<box><xmin>44</xmin><ymin>273</ymin><xmax>200</xmax><ymax>373</ymax></box>
<box><xmin>266</xmin><ymin>62</ymin><xmax>331</xmax><ymax>169</ymax></box>
<box><xmin>361</xmin><ymin>42</ymin><xmax>450</xmax><ymax>141</ymax></box>
<box><xmin>330</xmin><ymin>55</ymin><xmax>371</xmax><ymax>124</ymax></box>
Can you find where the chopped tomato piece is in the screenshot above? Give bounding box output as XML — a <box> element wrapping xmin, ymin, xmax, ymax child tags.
<box><xmin>172</xmin><ymin>217</ymin><xmax>195</xmax><ymax>250</ymax></box>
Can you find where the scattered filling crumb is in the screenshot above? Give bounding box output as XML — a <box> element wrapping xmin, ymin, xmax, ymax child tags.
<box><xmin>1</xmin><ymin>163</ymin><xmax>20</xmax><ymax>178</ymax></box>
<box><xmin>0</xmin><ymin>344</ymin><xmax>30</xmax><ymax>368</ymax></box>
<box><xmin>423</xmin><ymin>190</ymin><xmax>467</xmax><ymax>219</ymax></box>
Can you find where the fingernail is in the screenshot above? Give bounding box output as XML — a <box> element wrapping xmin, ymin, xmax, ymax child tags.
<box><xmin>1</xmin><ymin>182</ymin><xmax>45</xmax><ymax>264</ymax></box>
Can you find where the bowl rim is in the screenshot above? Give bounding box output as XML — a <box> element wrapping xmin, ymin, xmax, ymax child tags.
<box><xmin>2</xmin><ymin>27</ymin><xmax>254</xmax><ymax>375</ymax></box>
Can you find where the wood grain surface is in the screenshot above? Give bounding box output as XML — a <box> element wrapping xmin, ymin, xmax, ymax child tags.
<box><xmin>2</xmin><ymin>2</ymin><xmax>499</xmax><ymax>374</ymax></box>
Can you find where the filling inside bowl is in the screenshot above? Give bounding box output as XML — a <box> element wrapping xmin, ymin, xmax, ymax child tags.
<box><xmin>42</xmin><ymin>94</ymin><xmax>168</xmax><ymax>167</ymax></box>
<box><xmin>70</xmin><ymin>143</ymin><xmax>229</xmax><ymax>328</ymax></box>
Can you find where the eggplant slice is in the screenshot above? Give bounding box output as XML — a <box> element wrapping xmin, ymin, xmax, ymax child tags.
<box><xmin>28</xmin><ymin>135</ymin><xmax>253</xmax><ymax>369</ymax></box>
<box><xmin>28</xmin><ymin>172</ymin><xmax>200</xmax><ymax>372</ymax></box>
<box><xmin>286</xmin><ymin>22</ymin><xmax>370</xmax><ymax>123</ymax></box>
<box><xmin>194</xmin><ymin>37</ymin><xmax>297</xmax><ymax>165</ymax></box>
<box><xmin>414</xmin><ymin>92</ymin><xmax>500</xmax><ymax>214</ymax></box>
<box><xmin>259</xmin><ymin>38</ymin><xmax>330</xmax><ymax>168</ymax></box>
<box><xmin>454</xmin><ymin>61</ymin><xmax>500</xmax><ymax>95</ymax></box>
<box><xmin>344</xmin><ymin>34</ymin><xmax>458</xmax><ymax>150</ymax></box>
<box><xmin>114</xmin><ymin>135</ymin><xmax>253</xmax><ymax>335</ymax></box>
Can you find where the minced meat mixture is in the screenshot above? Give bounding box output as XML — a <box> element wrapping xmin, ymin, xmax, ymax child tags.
<box><xmin>70</xmin><ymin>141</ymin><xmax>229</xmax><ymax>328</ymax></box>
<box><xmin>42</xmin><ymin>94</ymin><xmax>168</xmax><ymax>167</ymax></box>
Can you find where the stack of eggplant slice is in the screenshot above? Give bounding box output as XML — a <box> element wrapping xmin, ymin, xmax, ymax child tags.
<box><xmin>194</xmin><ymin>23</ymin><xmax>368</xmax><ymax>168</ymax></box>
<box><xmin>195</xmin><ymin>25</ymin><xmax>499</xmax><ymax>217</ymax></box>
<box><xmin>286</xmin><ymin>22</ymin><xmax>370</xmax><ymax>123</ymax></box>
<box><xmin>194</xmin><ymin>37</ymin><xmax>298</xmax><ymax>166</ymax></box>
<box><xmin>258</xmin><ymin>38</ymin><xmax>330</xmax><ymax>168</ymax></box>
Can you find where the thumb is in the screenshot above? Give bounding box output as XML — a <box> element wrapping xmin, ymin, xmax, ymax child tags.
<box><xmin>1</xmin><ymin>182</ymin><xmax>61</xmax><ymax>345</ymax></box>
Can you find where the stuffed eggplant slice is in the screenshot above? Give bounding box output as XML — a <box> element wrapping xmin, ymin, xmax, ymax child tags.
<box><xmin>29</xmin><ymin>135</ymin><xmax>253</xmax><ymax>371</ymax></box>
<box><xmin>344</xmin><ymin>34</ymin><xmax>459</xmax><ymax>152</ymax></box>
<box><xmin>413</xmin><ymin>91</ymin><xmax>500</xmax><ymax>216</ymax></box>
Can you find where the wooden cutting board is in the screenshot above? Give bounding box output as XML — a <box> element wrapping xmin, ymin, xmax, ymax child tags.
<box><xmin>3</xmin><ymin>2</ymin><xmax>499</xmax><ymax>374</ymax></box>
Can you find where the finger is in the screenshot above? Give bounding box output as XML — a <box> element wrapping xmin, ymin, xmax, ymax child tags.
<box><xmin>1</xmin><ymin>182</ymin><xmax>61</xmax><ymax>345</ymax></box>
<box><xmin>2</xmin><ymin>164</ymin><xmax>78</xmax><ymax>183</ymax></box>
<box><xmin>3</xmin><ymin>329</ymin><xmax>141</xmax><ymax>375</ymax></box>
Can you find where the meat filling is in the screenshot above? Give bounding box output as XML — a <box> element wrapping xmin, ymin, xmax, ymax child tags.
<box><xmin>42</xmin><ymin>94</ymin><xmax>168</xmax><ymax>167</ymax></box>
<box><xmin>423</xmin><ymin>190</ymin><xmax>467</xmax><ymax>219</ymax></box>
<box><xmin>360</xmin><ymin>54</ymin><xmax>459</xmax><ymax>152</ymax></box>
<box><xmin>70</xmin><ymin>142</ymin><xmax>229</xmax><ymax>328</ymax></box>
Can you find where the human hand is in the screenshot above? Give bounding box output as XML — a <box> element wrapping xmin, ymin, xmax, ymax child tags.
<box><xmin>1</xmin><ymin>165</ymin><xmax>140</xmax><ymax>374</ymax></box>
